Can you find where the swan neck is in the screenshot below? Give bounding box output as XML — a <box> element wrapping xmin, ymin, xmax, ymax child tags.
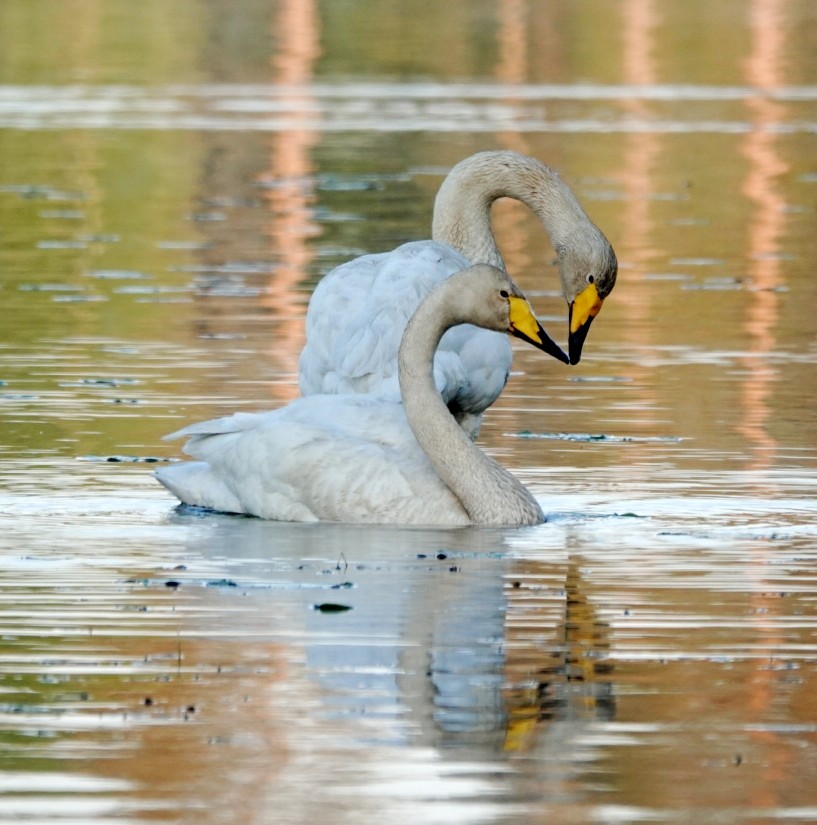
<box><xmin>398</xmin><ymin>283</ymin><xmax>544</xmax><ymax>526</ymax></box>
<box><xmin>431</xmin><ymin>152</ymin><xmax>590</xmax><ymax>266</ymax></box>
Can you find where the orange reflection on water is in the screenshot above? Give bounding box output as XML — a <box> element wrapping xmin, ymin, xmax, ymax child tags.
<box><xmin>737</xmin><ymin>0</ymin><xmax>788</xmax><ymax>473</ymax></box>
<box><xmin>261</xmin><ymin>0</ymin><xmax>322</xmax><ymax>402</ymax></box>
<box><xmin>613</xmin><ymin>0</ymin><xmax>663</xmax><ymax>464</ymax></box>
<box><xmin>741</xmin><ymin>0</ymin><xmax>793</xmax><ymax>813</ymax></box>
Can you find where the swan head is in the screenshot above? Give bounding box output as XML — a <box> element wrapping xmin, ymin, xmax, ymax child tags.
<box><xmin>453</xmin><ymin>265</ymin><xmax>569</xmax><ymax>364</ymax></box>
<box><xmin>557</xmin><ymin>231</ymin><xmax>618</xmax><ymax>365</ymax></box>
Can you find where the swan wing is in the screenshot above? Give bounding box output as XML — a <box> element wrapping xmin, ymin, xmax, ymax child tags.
<box><xmin>298</xmin><ymin>240</ymin><xmax>511</xmax><ymax>413</ymax></box>
<box><xmin>155</xmin><ymin>396</ymin><xmax>470</xmax><ymax>526</ymax></box>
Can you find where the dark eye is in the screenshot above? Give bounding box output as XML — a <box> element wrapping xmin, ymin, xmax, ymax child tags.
<box><xmin>587</xmin><ymin>274</ymin><xmax>595</xmax><ymax>284</ymax></box>
<box><xmin>500</xmin><ymin>289</ymin><xmax>509</xmax><ymax>298</ymax></box>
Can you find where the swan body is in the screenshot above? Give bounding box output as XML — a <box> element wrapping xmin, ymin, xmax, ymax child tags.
<box><xmin>156</xmin><ymin>265</ymin><xmax>549</xmax><ymax>527</ymax></box>
<box><xmin>299</xmin><ymin>150</ymin><xmax>617</xmax><ymax>437</ymax></box>
<box><xmin>298</xmin><ymin>240</ymin><xmax>510</xmax><ymax>438</ymax></box>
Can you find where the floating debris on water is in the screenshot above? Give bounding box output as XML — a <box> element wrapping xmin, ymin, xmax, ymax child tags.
<box><xmin>62</xmin><ymin>377</ymin><xmax>140</xmax><ymax>387</ymax></box>
<box><xmin>508</xmin><ymin>431</ymin><xmax>683</xmax><ymax>443</ymax></box>
<box><xmin>313</xmin><ymin>602</ymin><xmax>353</xmax><ymax>613</ymax></box>
<box><xmin>77</xmin><ymin>455</ymin><xmax>167</xmax><ymax>463</ymax></box>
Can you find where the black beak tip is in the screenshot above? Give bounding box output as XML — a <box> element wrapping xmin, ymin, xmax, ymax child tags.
<box><xmin>568</xmin><ymin>318</ymin><xmax>594</xmax><ymax>366</ymax></box>
<box><xmin>536</xmin><ymin>323</ymin><xmax>570</xmax><ymax>364</ymax></box>
<box><xmin>513</xmin><ymin>324</ymin><xmax>569</xmax><ymax>364</ymax></box>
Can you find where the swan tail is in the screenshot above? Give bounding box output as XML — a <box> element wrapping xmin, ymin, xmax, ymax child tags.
<box><xmin>154</xmin><ymin>462</ymin><xmax>246</xmax><ymax>514</ymax></box>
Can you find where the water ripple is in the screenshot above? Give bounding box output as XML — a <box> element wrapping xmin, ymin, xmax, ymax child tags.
<box><xmin>1</xmin><ymin>84</ymin><xmax>816</xmax><ymax>133</ymax></box>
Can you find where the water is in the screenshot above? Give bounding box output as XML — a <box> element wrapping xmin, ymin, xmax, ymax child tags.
<box><xmin>1</xmin><ymin>0</ymin><xmax>817</xmax><ymax>822</ymax></box>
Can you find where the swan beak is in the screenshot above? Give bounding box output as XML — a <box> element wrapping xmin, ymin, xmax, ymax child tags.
<box><xmin>509</xmin><ymin>296</ymin><xmax>570</xmax><ymax>364</ymax></box>
<box><xmin>568</xmin><ymin>283</ymin><xmax>604</xmax><ymax>365</ymax></box>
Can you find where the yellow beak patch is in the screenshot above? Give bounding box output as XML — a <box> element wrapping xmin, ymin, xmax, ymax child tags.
<box><xmin>570</xmin><ymin>282</ymin><xmax>604</xmax><ymax>334</ymax></box>
<box><xmin>508</xmin><ymin>295</ymin><xmax>543</xmax><ymax>345</ymax></box>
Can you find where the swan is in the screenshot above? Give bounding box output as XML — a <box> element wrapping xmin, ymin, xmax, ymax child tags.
<box><xmin>298</xmin><ymin>150</ymin><xmax>617</xmax><ymax>438</ymax></box>
<box><xmin>155</xmin><ymin>264</ymin><xmax>554</xmax><ymax>527</ymax></box>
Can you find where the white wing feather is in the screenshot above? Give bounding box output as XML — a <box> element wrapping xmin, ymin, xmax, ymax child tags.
<box><xmin>298</xmin><ymin>241</ymin><xmax>511</xmax><ymax>417</ymax></box>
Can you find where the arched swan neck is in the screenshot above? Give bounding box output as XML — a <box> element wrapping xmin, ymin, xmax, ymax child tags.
<box><xmin>398</xmin><ymin>276</ymin><xmax>544</xmax><ymax>526</ymax></box>
<box><xmin>431</xmin><ymin>151</ymin><xmax>591</xmax><ymax>267</ymax></box>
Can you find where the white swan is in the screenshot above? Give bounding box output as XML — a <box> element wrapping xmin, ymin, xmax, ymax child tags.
<box><xmin>298</xmin><ymin>150</ymin><xmax>617</xmax><ymax>438</ymax></box>
<box><xmin>156</xmin><ymin>265</ymin><xmax>552</xmax><ymax>527</ymax></box>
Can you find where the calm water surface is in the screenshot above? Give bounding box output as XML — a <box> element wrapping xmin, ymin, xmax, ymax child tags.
<box><xmin>1</xmin><ymin>1</ymin><xmax>817</xmax><ymax>823</ymax></box>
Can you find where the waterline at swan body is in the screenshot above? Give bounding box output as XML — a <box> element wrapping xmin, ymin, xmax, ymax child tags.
<box><xmin>156</xmin><ymin>265</ymin><xmax>555</xmax><ymax>527</ymax></box>
<box><xmin>299</xmin><ymin>150</ymin><xmax>616</xmax><ymax>437</ymax></box>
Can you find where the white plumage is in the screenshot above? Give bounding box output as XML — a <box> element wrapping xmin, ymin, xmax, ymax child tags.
<box><xmin>156</xmin><ymin>265</ymin><xmax>552</xmax><ymax>527</ymax></box>
<box><xmin>298</xmin><ymin>150</ymin><xmax>618</xmax><ymax>437</ymax></box>
<box><xmin>299</xmin><ymin>240</ymin><xmax>509</xmax><ymax>437</ymax></box>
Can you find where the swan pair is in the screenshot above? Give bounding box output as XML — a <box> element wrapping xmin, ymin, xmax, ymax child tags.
<box><xmin>156</xmin><ymin>151</ymin><xmax>617</xmax><ymax>527</ymax></box>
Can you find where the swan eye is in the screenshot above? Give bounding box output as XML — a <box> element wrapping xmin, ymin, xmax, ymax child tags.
<box><xmin>499</xmin><ymin>289</ymin><xmax>509</xmax><ymax>298</ymax></box>
<box><xmin>587</xmin><ymin>274</ymin><xmax>595</xmax><ymax>284</ymax></box>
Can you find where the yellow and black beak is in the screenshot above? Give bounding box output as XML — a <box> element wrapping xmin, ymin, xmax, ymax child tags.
<box><xmin>509</xmin><ymin>295</ymin><xmax>569</xmax><ymax>364</ymax></box>
<box><xmin>568</xmin><ymin>282</ymin><xmax>604</xmax><ymax>365</ymax></box>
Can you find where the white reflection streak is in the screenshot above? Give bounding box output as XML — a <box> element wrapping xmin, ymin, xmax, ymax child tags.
<box><xmin>1</xmin><ymin>85</ymin><xmax>816</xmax><ymax>133</ymax></box>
